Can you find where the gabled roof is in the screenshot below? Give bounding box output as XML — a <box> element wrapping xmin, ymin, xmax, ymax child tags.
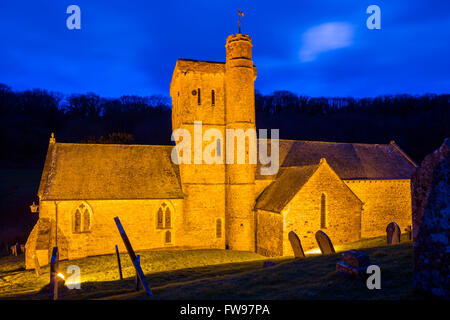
<box><xmin>174</xmin><ymin>59</ymin><xmax>225</xmax><ymax>74</ymax></box>
<box><xmin>255</xmin><ymin>165</ymin><xmax>319</xmax><ymax>213</ymax></box>
<box><xmin>38</xmin><ymin>143</ymin><xmax>183</xmax><ymax>201</ymax></box>
<box><xmin>256</xmin><ymin>140</ymin><xmax>417</xmax><ymax>180</ymax></box>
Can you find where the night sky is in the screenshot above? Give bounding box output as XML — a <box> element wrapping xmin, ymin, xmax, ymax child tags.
<box><xmin>0</xmin><ymin>0</ymin><xmax>449</xmax><ymax>98</ymax></box>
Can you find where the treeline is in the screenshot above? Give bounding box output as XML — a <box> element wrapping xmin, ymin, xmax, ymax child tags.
<box><xmin>0</xmin><ymin>84</ymin><xmax>172</xmax><ymax>167</ymax></box>
<box><xmin>255</xmin><ymin>90</ymin><xmax>449</xmax><ymax>116</ymax></box>
<box><xmin>255</xmin><ymin>90</ymin><xmax>450</xmax><ymax>162</ymax></box>
<box><xmin>0</xmin><ymin>83</ymin><xmax>449</xmax><ymax>168</ymax></box>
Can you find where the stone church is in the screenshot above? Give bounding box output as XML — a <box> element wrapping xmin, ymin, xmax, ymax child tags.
<box><xmin>25</xmin><ymin>32</ymin><xmax>417</xmax><ymax>268</ymax></box>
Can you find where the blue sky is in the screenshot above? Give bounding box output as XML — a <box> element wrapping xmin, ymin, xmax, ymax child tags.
<box><xmin>0</xmin><ymin>0</ymin><xmax>449</xmax><ymax>98</ymax></box>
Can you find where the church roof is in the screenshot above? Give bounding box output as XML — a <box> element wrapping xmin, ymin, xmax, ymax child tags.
<box><xmin>255</xmin><ymin>165</ymin><xmax>320</xmax><ymax>213</ymax></box>
<box><xmin>38</xmin><ymin>143</ymin><xmax>183</xmax><ymax>201</ymax></box>
<box><xmin>256</xmin><ymin>140</ymin><xmax>417</xmax><ymax>180</ymax></box>
<box><xmin>174</xmin><ymin>59</ymin><xmax>225</xmax><ymax>74</ymax></box>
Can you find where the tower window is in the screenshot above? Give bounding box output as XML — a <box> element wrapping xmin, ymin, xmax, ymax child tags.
<box><xmin>216</xmin><ymin>219</ymin><xmax>222</xmax><ymax>238</ymax></box>
<box><xmin>320</xmin><ymin>193</ymin><xmax>327</xmax><ymax>229</ymax></box>
<box><xmin>165</xmin><ymin>230</ymin><xmax>171</xmax><ymax>243</ymax></box>
<box><xmin>211</xmin><ymin>90</ymin><xmax>215</xmax><ymax>106</ymax></box>
<box><xmin>216</xmin><ymin>139</ymin><xmax>221</xmax><ymax>158</ymax></box>
<box><xmin>198</xmin><ymin>88</ymin><xmax>201</xmax><ymax>105</ymax></box>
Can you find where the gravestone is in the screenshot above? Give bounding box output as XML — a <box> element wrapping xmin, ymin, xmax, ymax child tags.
<box><xmin>315</xmin><ymin>230</ymin><xmax>335</xmax><ymax>254</ymax></box>
<box><xmin>336</xmin><ymin>249</ymin><xmax>371</xmax><ymax>278</ymax></box>
<box><xmin>404</xmin><ymin>225</ymin><xmax>412</xmax><ymax>241</ymax></box>
<box><xmin>386</xmin><ymin>222</ymin><xmax>401</xmax><ymax>245</ymax></box>
<box><xmin>288</xmin><ymin>231</ymin><xmax>305</xmax><ymax>258</ymax></box>
<box><xmin>411</xmin><ymin>138</ymin><xmax>450</xmax><ymax>299</ymax></box>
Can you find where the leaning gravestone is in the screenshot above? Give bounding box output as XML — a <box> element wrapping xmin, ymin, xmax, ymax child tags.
<box><xmin>386</xmin><ymin>222</ymin><xmax>401</xmax><ymax>245</ymax></box>
<box><xmin>315</xmin><ymin>230</ymin><xmax>335</xmax><ymax>254</ymax></box>
<box><xmin>288</xmin><ymin>231</ymin><xmax>305</xmax><ymax>258</ymax></box>
<box><xmin>411</xmin><ymin>138</ymin><xmax>450</xmax><ymax>299</ymax></box>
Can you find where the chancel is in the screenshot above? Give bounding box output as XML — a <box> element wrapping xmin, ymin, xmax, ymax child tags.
<box><xmin>25</xmin><ymin>21</ymin><xmax>417</xmax><ymax>268</ymax></box>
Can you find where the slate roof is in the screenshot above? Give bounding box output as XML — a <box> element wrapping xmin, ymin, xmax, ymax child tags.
<box><xmin>254</xmin><ymin>165</ymin><xmax>320</xmax><ymax>213</ymax></box>
<box><xmin>173</xmin><ymin>59</ymin><xmax>226</xmax><ymax>74</ymax></box>
<box><xmin>256</xmin><ymin>140</ymin><xmax>417</xmax><ymax>180</ymax></box>
<box><xmin>38</xmin><ymin>143</ymin><xmax>183</xmax><ymax>201</ymax></box>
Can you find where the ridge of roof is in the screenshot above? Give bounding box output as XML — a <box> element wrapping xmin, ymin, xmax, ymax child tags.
<box><xmin>273</xmin><ymin>138</ymin><xmax>392</xmax><ymax>147</ymax></box>
<box><xmin>389</xmin><ymin>140</ymin><xmax>419</xmax><ymax>167</ymax></box>
<box><xmin>52</xmin><ymin>142</ymin><xmax>173</xmax><ymax>148</ymax></box>
<box><xmin>177</xmin><ymin>58</ymin><xmax>225</xmax><ymax>64</ymax></box>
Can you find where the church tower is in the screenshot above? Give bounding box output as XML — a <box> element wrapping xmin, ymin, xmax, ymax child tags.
<box><xmin>170</xmin><ymin>28</ymin><xmax>257</xmax><ymax>252</ymax></box>
<box><xmin>224</xmin><ymin>33</ymin><xmax>257</xmax><ymax>251</ymax></box>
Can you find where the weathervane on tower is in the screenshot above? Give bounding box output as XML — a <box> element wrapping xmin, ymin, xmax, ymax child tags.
<box><xmin>238</xmin><ymin>9</ymin><xmax>244</xmax><ymax>33</ymax></box>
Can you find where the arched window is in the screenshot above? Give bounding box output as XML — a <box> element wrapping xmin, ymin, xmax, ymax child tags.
<box><xmin>165</xmin><ymin>230</ymin><xmax>171</xmax><ymax>243</ymax></box>
<box><xmin>83</xmin><ymin>209</ymin><xmax>90</xmax><ymax>232</ymax></box>
<box><xmin>165</xmin><ymin>207</ymin><xmax>171</xmax><ymax>228</ymax></box>
<box><xmin>320</xmin><ymin>193</ymin><xmax>327</xmax><ymax>229</ymax></box>
<box><xmin>74</xmin><ymin>209</ymin><xmax>81</xmax><ymax>233</ymax></box>
<box><xmin>156</xmin><ymin>202</ymin><xmax>172</xmax><ymax>229</ymax></box>
<box><xmin>157</xmin><ymin>207</ymin><xmax>164</xmax><ymax>229</ymax></box>
<box><xmin>216</xmin><ymin>219</ymin><xmax>222</xmax><ymax>238</ymax></box>
<box><xmin>73</xmin><ymin>202</ymin><xmax>92</xmax><ymax>233</ymax></box>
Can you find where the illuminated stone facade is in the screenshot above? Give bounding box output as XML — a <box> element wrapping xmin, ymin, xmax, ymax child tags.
<box><xmin>25</xmin><ymin>32</ymin><xmax>417</xmax><ymax>268</ymax></box>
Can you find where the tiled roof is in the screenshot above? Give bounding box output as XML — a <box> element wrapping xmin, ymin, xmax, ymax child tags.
<box><xmin>256</xmin><ymin>140</ymin><xmax>417</xmax><ymax>180</ymax></box>
<box><xmin>255</xmin><ymin>165</ymin><xmax>319</xmax><ymax>213</ymax></box>
<box><xmin>38</xmin><ymin>143</ymin><xmax>183</xmax><ymax>200</ymax></box>
<box><xmin>174</xmin><ymin>59</ymin><xmax>225</xmax><ymax>74</ymax></box>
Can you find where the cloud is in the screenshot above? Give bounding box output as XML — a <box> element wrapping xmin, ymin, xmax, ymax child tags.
<box><xmin>299</xmin><ymin>22</ymin><xmax>354</xmax><ymax>62</ymax></box>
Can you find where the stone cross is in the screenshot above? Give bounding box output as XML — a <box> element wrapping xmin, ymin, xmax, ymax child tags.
<box><xmin>288</xmin><ymin>231</ymin><xmax>305</xmax><ymax>258</ymax></box>
<box><xmin>315</xmin><ymin>230</ymin><xmax>336</xmax><ymax>254</ymax></box>
<box><xmin>386</xmin><ymin>222</ymin><xmax>401</xmax><ymax>245</ymax></box>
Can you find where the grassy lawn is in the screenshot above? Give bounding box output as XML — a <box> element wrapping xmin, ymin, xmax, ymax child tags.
<box><xmin>0</xmin><ymin>234</ymin><xmax>424</xmax><ymax>300</ymax></box>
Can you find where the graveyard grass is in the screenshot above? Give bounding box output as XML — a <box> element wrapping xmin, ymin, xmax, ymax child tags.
<box><xmin>0</xmin><ymin>234</ymin><xmax>424</xmax><ymax>300</ymax></box>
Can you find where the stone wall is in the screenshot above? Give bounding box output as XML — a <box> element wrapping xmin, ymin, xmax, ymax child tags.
<box><xmin>256</xmin><ymin>209</ymin><xmax>283</xmax><ymax>256</ymax></box>
<box><xmin>345</xmin><ymin>179</ymin><xmax>412</xmax><ymax>238</ymax></box>
<box><xmin>181</xmin><ymin>184</ymin><xmax>226</xmax><ymax>249</ymax></box>
<box><xmin>26</xmin><ymin>198</ymin><xmax>209</xmax><ymax>268</ymax></box>
<box><xmin>171</xmin><ymin>67</ymin><xmax>225</xmax><ymax>130</ymax></box>
<box><xmin>224</xmin><ymin>33</ymin><xmax>257</xmax><ymax>252</ymax></box>
<box><xmin>282</xmin><ymin>163</ymin><xmax>362</xmax><ymax>255</ymax></box>
<box><xmin>412</xmin><ymin>138</ymin><xmax>449</xmax><ymax>298</ymax></box>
